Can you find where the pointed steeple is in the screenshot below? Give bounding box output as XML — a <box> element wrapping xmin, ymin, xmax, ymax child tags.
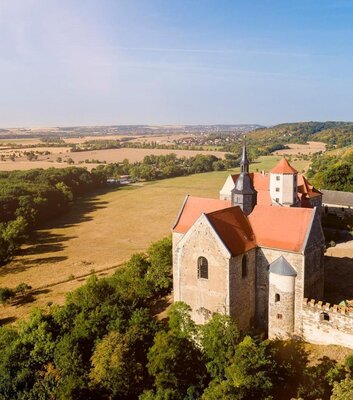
<box><xmin>231</xmin><ymin>140</ymin><xmax>257</xmax><ymax>215</ymax></box>
<box><xmin>240</xmin><ymin>141</ymin><xmax>250</xmax><ymax>173</ymax></box>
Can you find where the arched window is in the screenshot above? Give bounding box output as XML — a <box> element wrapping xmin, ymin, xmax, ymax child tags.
<box><xmin>198</xmin><ymin>257</ymin><xmax>208</xmax><ymax>279</ymax></box>
<box><xmin>242</xmin><ymin>255</ymin><xmax>248</xmax><ymax>278</ymax></box>
<box><xmin>275</xmin><ymin>293</ymin><xmax>280</xmax><ymax>303</ymax></box>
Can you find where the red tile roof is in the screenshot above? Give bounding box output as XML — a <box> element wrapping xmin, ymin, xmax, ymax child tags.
<box><xmin>248</xmin><ymin>205</ymin><xmax>314</xmax><ymax>252</ymax></box>
<box><xmin>270</xmin><ymin>158</ymin><xmax>298</xmax><ymax>174</ymax></box>
<box><xmin>230</xmin><ymin>172</ymin><xmax>321</xmax><ymax>207</ymax></box>
<box><xmin>173</xmin><ymin>196</ymin><xmax>230</xmax><ymax>233</ymax></box>
<box><xmin>173</xmin><ymin>196</ymin><xmax>315</xmax><ymax>253</ymax></box>
<box><xmin>206</xmin><ymin>207</ymin><xmax>256</xmax><ymax>256</ymax></box>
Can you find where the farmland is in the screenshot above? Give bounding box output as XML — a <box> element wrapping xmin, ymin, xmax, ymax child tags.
<box><xmin>273</xmin><ymin>141</ymin><xmax>326</xmax><ymax>155</ymax></box>
<box><xmin>0</xmin><ymin>155</ymin><xmax>310</xmax><ymax>323</ymax></box>
<box><xmin>0</xmin><ymin>147</ymin><xmax>227</xmax><ymax>171</ymax></box>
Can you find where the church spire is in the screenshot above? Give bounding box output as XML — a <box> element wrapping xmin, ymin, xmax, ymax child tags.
<box><xmin>231</xmin><ymin>140</ymin><xmax>257</xmax><ymax>215</ymax></box>
<box><xmin>240</xmin><ymin>141</ymin><xmax>250</xmax><ymax>173</ymax></box>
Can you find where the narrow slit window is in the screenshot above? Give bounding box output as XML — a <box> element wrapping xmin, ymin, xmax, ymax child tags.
<box><xmin>275</xmin><ymin>293</ymin><xmax>280</xmax><ymax>303</ymax></box>
<box><xmin>198</xmin><ymin>257</ymin><xmax>208</xmax><ymax>279</ymax></box>
<box><xmin>277</xmin><ymin>313</ymin><xmax>283</xmax><ymax>319</ymax></box>
<box><xmin>242</xmin><ymin>255</ymin><xmax>248</xmax><ymax>278</ymax></box>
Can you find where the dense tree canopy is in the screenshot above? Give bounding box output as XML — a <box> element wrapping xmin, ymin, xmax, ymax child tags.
<box><xmin>0</xmin><ymin>235</ymin><xmax>351</xmax><ymax>399</ymax></box>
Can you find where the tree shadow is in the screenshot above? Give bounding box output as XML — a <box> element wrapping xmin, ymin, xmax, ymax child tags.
<box><xmin>0</xmin><ymin>187</ymin><xmax>114</xmax><ymax>276</ymax></box>
<box><xmin>324</xmin><ymin>255</ymin><xmax>353</xmax><ymax>304</ymax></box>
<box><xmin>0</xmin><ymin>316</ymin><xmax>16</xmax><ymax>326</ymax></box>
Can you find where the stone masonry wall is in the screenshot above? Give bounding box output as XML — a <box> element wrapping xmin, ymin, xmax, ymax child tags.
<box><xmin>229</xmin><ymin>248</ymin><xmax>256</xmax><ymax>332</ymax></box>
<box><xmin>175</xmin><ymin>217</ymin><xmax>230</xmax><ymax>324</ymax></box>
<box><xmin>256</xmin><ymin>248</ymin><xmax>304</xmax><ymax>334</ymax></box>
<box><xmin>301</xmin><ymin>299</ymin><xmax>353</xmax><ymax>349</ymax></box>
<box><xmin>304</xmin><ymin>211</ymin><xmax>325</xmax><ymax>300</ymax></box>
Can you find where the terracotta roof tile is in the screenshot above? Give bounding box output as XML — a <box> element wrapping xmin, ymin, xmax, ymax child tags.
<box><xmin>248</xmin><ymin>205</ymin><xmax>314</xmax><ymax>252</ymax></box>
<box><xmin>173</xmin><ymin>196</ymin><xmax>230</xmax><ymax>233</ymax></box>
<box><xmin>206</xmin><ymin>207</ymin><xmax>256</xmax><ymax>256</ymax></box>
<box><xmin>270</xmin><ymin>158</ymin><xmax>298</xmax><ymax>174</ymax></box>
<box><xmin>231</xmin><ymin>172</ymin><xmax>321</xmax><ymax>206</ymax></box>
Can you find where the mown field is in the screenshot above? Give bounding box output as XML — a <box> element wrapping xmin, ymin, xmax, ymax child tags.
<box><xmin>0</xmin><ymin>147</ymin><xmax>227</xmax><ymax>171</ymax></box>
<box><xmin>274</xmin><ymin>141</ymin><xmax>326</xmax><ymax>155</ymax></box>
<box><xmin>0</xmin><ymin>155</ymin><xmax>311</xmax><ymax>323</ymax></box>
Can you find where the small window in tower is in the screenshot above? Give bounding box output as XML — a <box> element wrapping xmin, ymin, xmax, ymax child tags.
<box><xmin>275</xmin><ymin>293</ymin><xmax>280</xmax><ymax>303</ymax></box>
<box><xmin>276</xmin><ymin>176</ymin><xmax>280</xmax><ymax>181</ymax></box>
<box><xmin>275</xmin><ymin>198</ymin><xmax>279</xmax><ymax>203</ymax></box>
<box><xmin>320</xmin><ymin>312</ymin><xmax>330</xmax><ymax>322</ymax></box>
<box><xmin>197</xmin><ymin>257</ymin><xmax>208</xmax><ymax>279</ymax></box>
<box><xmin>275</xmin><ymin>187</ymin><xmax>280</xmax><ymax>192</ymax></box>
<box><xmin>242</xmin><ymin>255</ymin><xmax>248</xmax><ymax>278</ymax></box>
<box><xmin>277</xmin><ymin>313</ymin><xmax>283</xmax><ymax>319</ymax></box>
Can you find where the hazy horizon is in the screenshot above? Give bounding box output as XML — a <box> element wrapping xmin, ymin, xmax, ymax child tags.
<box><xmin>1</xmin><ymin>1</ymin><xmax>353</xmax><ymax>127</ymax></box>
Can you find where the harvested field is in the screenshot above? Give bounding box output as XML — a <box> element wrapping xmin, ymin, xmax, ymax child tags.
<box><xmin>0</xmin><ymin>147</ymin><xmax>227</xmax><ymax>172</ymax></box>
<box><xmin>45</xmin><ymin>148</ymin><xmax>227</xmax><ymax>163</ymax></box>
<box><xmin>63</xmin><ymin>135</ymin><xmax>126</xmax><ymax>144</ymax></box>
<box><xmin>0</xmin><ymin>156</ymin><xmax>312</xmax><ymax>323</ymax></box>
<box><xmin>274</xmin><ymin>141</ymin><xmax>326</xmax><ymax>155</ymax></box>
<box><xmin>0</xmin><ymin>161</ymin><xmax>80</xmax><ymax>171</ymax></box>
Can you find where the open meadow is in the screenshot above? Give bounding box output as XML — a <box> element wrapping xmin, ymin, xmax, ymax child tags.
<box><xmin>0</xmin><ymin>155</ymin><xmax>311</xmax><ymax>323</ymax></box>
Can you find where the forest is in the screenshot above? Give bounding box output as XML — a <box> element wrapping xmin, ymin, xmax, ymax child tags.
<box><xmin>98</xmin><ymin>153</ymin><xmax>237</xmax><ymax>181</ymax></box>
<box><xmin>307</xmin><ymin>149</ymin><xmax>353</xmax><ymax>192</ymax></box>
<box><xmin>0</xmin><ymin>236</ymin><xmax>353</xmax><ymax>399</ymax></box>
<box><xmin>247</xmin><ymin>121</ymin><xmax>353</xmax><ymax>149</ymax></box>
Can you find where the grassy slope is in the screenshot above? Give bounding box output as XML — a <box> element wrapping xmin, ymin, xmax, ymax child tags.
<box><xmin>247</xmin><ymin>121</ymin><xmax>353</xmax><ymax>146</ymax></box>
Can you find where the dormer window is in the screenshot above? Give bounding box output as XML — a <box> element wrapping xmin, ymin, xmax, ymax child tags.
<box><xmin>198</xmin><ymin>257</ymin><xmax>208</xmax><ymax>279</ymax></box>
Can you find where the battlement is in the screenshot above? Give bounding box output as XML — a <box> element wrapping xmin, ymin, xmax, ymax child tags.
<box><xmin>301</xmin><ymin>298</ymin><xmax>353</xmax><ymax>349</ymax></box>
<box><xmin>303</xmin><ymin>298</ymin><xmax>353</xmax><ymax>315</ymax></box>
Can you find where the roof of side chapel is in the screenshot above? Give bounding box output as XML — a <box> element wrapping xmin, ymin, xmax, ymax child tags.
<box><xmin>248</xmin><ymin>205</ymin><xmax>314</xmax><ymax>252</ymax></box>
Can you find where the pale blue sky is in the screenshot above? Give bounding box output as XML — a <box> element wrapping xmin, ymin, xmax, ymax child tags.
<box><xmin>1</xmin><ymin>0</ymin><xmax>353</xmax><ymax>127</ymax></box>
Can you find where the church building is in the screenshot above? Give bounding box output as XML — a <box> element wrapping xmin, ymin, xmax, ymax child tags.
<box><xmin>172</xmin><ymin>145</ymin><xmax>326</xmax><ymax>339</ymax></box>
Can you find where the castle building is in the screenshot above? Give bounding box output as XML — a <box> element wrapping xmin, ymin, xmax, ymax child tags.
<box><xmin>172</xmin><ymin>146</ymin><xmax>353</xmax><ymax>348</ymax></box>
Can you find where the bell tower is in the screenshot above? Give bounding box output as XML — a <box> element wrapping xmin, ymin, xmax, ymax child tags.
<box><xmin>231</xmin><ymin>142</ymin><xmax>257</xmax><ymax>215</ymax></box>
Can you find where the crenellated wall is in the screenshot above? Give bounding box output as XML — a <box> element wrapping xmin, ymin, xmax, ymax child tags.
<box><xmin>301</xmin><ymin>298</ymin><xmax>353</xmax><ymax>349</ymax></box>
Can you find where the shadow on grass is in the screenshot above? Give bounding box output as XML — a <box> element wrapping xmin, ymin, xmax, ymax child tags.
<box><xmin>324</xmin><ymin>255</ymin><xmax>353</xmax><ymax>304</ymax></box>
<box><xmin>0</xmin><ymin>317</ymin><xmax>16</xmax><ymax>326</ymax></box>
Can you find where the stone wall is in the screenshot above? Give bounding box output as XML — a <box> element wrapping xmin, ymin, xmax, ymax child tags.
<box><xmin>268</xmin><ymin>273</ymin><xmax>296</xmax><ymax>339</ymax></box>
<box><xmin>304</xmin><ymin>211</ymin><xmax>325</xmax><ymax>300</ymax></box>
<box><xmin>301</xmin><ymin>298</ymin><xmax>353</xmax><ymax>349</ymax></box>
<box><xmin>256</xmin><ymin>248</ymin><xmax>304</xmax><ymax>334</ymax></box>
<box><xmin>174</xmin><ymin>215</ymin><xmax>231</xmax><ymax>324</ymax></box>
<box><xmin>229</xmin><ymin>248</ymin><xmax>256</xmax><ymax>332</ymax></box>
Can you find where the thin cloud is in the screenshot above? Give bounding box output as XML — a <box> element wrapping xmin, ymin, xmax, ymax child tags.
<box><xmin>79</xmin><ymin>45</ymin><xmax>308</xmax><ymax>58</ymax></box>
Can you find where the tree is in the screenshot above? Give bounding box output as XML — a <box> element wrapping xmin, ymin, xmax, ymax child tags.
<box><xmin>202</xmin><ymin>336</ymin><xmax>277</xmax><ymax>400</ymax></box>
<box><xmin>145</xmin><ymin>302</ymin><xmax>208</xmax><ymax>399</ymax></box>
<box><xmin>146</xmin><ymin>237</ymin><xmax>173</xmax><ymax>296</ymax></box>
<box><xmin>332</xmin><ymin>377</ymin><xmax>353</xmax><ymax>400</ymax></box>
<box><xmin>200</xmin><ymin>313</ymin><xmax>240</xmax><ymax>381</ymax></box>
